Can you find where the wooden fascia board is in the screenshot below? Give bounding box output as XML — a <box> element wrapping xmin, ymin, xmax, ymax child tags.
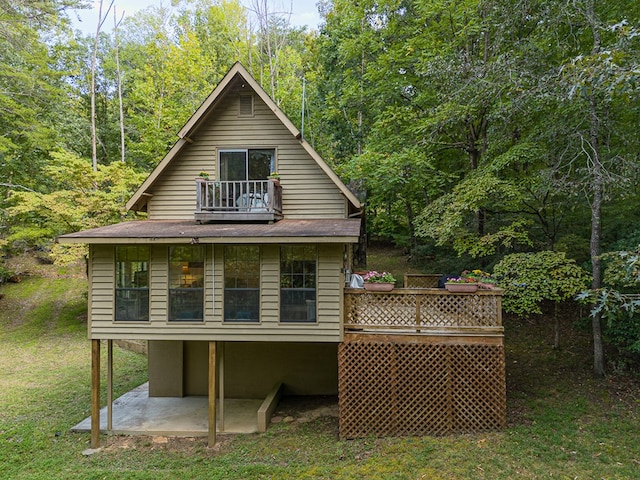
<box><xmin>58</xmin><ymin>236</ymin><xmax>360</xmax><ymax>245</ymax></box>
<box><xmin>125</xmin><ymin>139</ymin><xmax>188</xmax><ymax>211</ymax></box>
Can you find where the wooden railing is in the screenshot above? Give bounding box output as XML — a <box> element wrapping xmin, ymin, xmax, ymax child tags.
<box><xmin>195</xmin><ymin>179</ymin><xmax>282</xmax><ymax>222</ymax></box>
<box><xmin>343</xmin><ymin>288</ymin><xmax>503</xmax><ymax>335</ymax></box>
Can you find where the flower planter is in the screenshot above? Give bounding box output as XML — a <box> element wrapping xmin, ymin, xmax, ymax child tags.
<box><xmin>479</xmin><ymin>282</ymin><xmax>497</xmax><ymax>290</ymax></box>
<box><xmin>363</xmin><ymin>282</ymin><xmax>394</xmax><ymax>292</ymax></box>
<box><xmin>444</xmin><ymin>282</ymin><xmax>478</xmax><ymax>293</ymax></box>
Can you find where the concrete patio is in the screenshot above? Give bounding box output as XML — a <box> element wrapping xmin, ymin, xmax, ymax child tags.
<box><xmin>72</xmin><ymin>383</ymin><xmax>263</xmax><ymax>436</ymax></box>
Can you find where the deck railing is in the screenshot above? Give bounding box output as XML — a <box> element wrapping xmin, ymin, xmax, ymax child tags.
<box><xmin>343</xmin><ymin>288</ymin><xmax>503</xmax><ymax>335</ymax></box>
<box><xmin>195</xmin><ymin>179</ymin><xmax>282</xmax><ymax>222</ymax></box>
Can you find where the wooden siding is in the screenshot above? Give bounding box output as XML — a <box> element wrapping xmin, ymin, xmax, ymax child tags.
<box><xmin>88</xmin><ymin>243</ymin><xmax>345</xmax><ymax>342</ymax></box>
<box><xmin>90</xmin><ymin>245</ymin><xmax>114</xmax><ymax>328</ymax></box>
<box><xmin>146</xmin><ymin>87</ymin><xmax>347</xmax><ymax>220</ymax></box>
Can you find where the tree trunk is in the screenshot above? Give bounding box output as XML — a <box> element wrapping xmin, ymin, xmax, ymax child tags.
<box><xmin>90</xmin><ymin>0</ymin><xmax>103</xmax><ymax>172</ymax></box>
<box><xmin>586</xmin><ymin>0</ymin><xmax>605</xmax><ymax>377</ymax></box>
<box><xmin>589</xmin><ymin>91</ymin><xmax>605</xmax><ymax>377</ymax></box>
<box><xmin>114</xmin><ymin>7</ymin><xmax>125</xmax><ymax>163</ymax></box>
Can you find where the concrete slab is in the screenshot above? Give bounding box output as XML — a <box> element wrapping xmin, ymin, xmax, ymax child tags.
<box><xmin>71</xmin><ymin>383</ymin><xmax>263</xmax><ymax>436</ymax></box>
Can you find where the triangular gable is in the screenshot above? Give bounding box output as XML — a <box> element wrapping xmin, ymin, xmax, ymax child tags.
<box><xmin>126</xmin><ymin>62</ymin><xmax>360</xmax><ymax>212</ymax></box>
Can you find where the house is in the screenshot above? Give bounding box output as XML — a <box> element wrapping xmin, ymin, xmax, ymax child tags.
<box><xmin>59</xmin><ymin>62</ymin><xmax>364</xmax><ymax>447</ymax></box>
<box><xmin>60</xmin><ymin>62</ymin><xmax>505</xmax><ymax>448</ymax></box>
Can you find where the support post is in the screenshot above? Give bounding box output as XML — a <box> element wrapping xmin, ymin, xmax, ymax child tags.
<box><xmin>91</xmin><ymin>339</ymin><xmax>101</xmax><ymax>449</ymax></box>
<box><xmin>107</xmin><ymin>339</ymin><xmax>113</xmax><ymax>431</ymax></box>
<box><xmin>219</xmin><ymin>342</ymin><xmax>225</xmax><ymax>432</ymax></box>
<box><xmin>208</xmin><ymin>341</ymin><xmax>217</xmax><ymax>447</ymax></box>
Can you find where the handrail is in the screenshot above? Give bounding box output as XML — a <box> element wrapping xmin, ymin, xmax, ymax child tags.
<box><xmin>195</xmin><ymin>179</ymin><xmax>282</xmax><ymax>215</ymax></box>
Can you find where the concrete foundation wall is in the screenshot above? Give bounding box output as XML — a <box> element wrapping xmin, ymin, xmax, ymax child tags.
<box><xmin>148</xmin><ymin>340</ymin><xmax>338</xmax><ymax>398</ymax></box>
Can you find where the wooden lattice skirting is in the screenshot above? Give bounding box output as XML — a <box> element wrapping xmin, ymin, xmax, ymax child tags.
<box><xmin>338</xmin><ymin>335</ymin><xmax>506</xmax><ymax>439</ymax></box>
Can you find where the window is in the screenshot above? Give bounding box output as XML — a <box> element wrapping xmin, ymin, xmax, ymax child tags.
<box><xmin>115</xmin><ymin>246</ymin><xmax>149</xmax><ymax>322</ymax></box>
<box><xmin>169</xmin><ymin>246</ymin><xmax>204</xmax><ymax>322</ymax></box>
<box><xmin>219</xmin><ymin>149</ymin><xmax>274</xmax><ymax>181</ymax></box>
<box><xmin>224</xmin><ymin>246</ymin><xmax>260</xmax><ymax>322</ymax></box>
<box><xmin>280</xmin><ymin>245</ymin><xmax>317</xmax><ymax>323</ymax></box>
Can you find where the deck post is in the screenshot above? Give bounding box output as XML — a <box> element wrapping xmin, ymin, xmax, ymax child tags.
<box><xmin>208</xmin><ymin>341</ymin><xmax>217</xmax><ymax>447</ymax></box>
<box><xmin>90</xmin><ymin>339</ymin><xmax>100</xmax><ymax>449</ymax></box>
<box><xmin>107</xmin><ymin>339</ymin><xmax>113</xmax><ymax>431</ymax></box>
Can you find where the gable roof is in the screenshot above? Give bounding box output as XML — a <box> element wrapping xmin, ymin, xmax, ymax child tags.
<box><xmin>126</xmin><ymin>62</ymin><xmax>361</xmax><ymax>212</ymax></box>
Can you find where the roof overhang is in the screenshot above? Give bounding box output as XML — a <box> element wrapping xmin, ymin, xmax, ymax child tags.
<box><xmin>57</xmin><ymin>219</ymin><xmax>362</xmax><ymax>245</ymax></box>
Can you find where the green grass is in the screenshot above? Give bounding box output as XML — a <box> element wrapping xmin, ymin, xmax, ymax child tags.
<box><xmin>1</xmin><ymin>258</ymin><xmax>640</xmax><ymax>479</ymax></box>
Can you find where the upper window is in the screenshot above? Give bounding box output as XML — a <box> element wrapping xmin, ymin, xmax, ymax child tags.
<box><xmin>224</xmin><ymin>246</ymin><xmax>260</xmax><ymax>322</ymax></box>
<box><xmin>168</xmin><ymin>246</ymin><xmax>205</xmax><ymax>322</ymax></box>
<box><xmin>280</xmin><ymin>245</ymin><xmax>317</xmax><ymax>323</ymax></box>
<box><xmin>115</xmin><ymin>246</ymin><xmax>149</xmax><ymax>322</ymax></box>
<box><xmin>219</xmin><ymin>149</ymin><xmax>274</xmax><ymax>181</ymax></box>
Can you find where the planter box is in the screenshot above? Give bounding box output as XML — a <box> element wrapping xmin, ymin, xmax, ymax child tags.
<box><xmin>445</xmin><ymin>283</ymin><xmax>479</xmax><ymax>293</ymax></box>
<box><xmin>363</xmin><ymin>282</ymin><xmax>394</xmax><ymax>292</ymax></box>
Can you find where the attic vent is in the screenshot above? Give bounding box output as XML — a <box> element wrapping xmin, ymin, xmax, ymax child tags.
<box><xmin>239</xmin><ymin>94</ymin><xmax>254</xmax><ymax>117</ymax></box>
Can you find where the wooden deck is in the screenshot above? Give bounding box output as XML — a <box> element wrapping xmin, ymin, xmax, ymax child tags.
<box><xmin>195</xmin><ymin>179</ymin><xmax>283</xmax><ymax>222</ymax></box>
<box><xmin>339</xmin><ymin>286</ymin><xmax>505</xmax><ymax>439</ymax></box>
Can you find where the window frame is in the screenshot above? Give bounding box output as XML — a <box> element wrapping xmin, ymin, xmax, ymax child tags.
<box><xmin>218</xmin><ymin>148</ymin><xmax>276</xmax><ymax>182</ymax></box>
<box><xmin>223</xmin><ymin>245</ymin><xmax>261</xmax><ymax>323</ymax></box>
<box><xmin>168</xmin><ymin>245</ymin><xmax>205</xmax><ymax>323</ymax></box>
<box><xmin>114</xmin><ymin>246</ymin><xmax>150</xmax><ymax>322</ymax></box>
<box><xmin>279</xmin><ymin>245</ymin><xmax>318</xmax><ymax>324</ymax></box>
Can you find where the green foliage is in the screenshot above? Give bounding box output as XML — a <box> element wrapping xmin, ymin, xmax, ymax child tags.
<box><xmin>578</xmin><ymin>249</ymin><xmax>640</xmax><ymax>355</ymax></box>
<box><xmin>6</xmin><ymin>150</ymin><xmax>146</xmax><ymax>255</ymax></box>
<box><xmin>494</xmin><ymin>251</ymin><xmax>591</xmax><ymax>317</ymax></box>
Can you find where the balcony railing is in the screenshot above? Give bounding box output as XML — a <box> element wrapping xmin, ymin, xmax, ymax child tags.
<box><xmin>344</xmin><ymin>288</ymin><xmax>503</xmax><ymax>336</ymax></box>
<box><xmin>195</xmin><ymin>179</ymin><xmax>283</xmax><ymax>222</ymax></box>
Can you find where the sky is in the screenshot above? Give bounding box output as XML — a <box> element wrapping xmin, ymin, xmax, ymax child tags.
<box><xmin>70</xmin><ymin>0</ymin><xmax>323</xmax><ymax>35</ymax></box>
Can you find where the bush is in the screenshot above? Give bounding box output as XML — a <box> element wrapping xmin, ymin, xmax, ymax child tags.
<box><xmin>494</xmin><ymin>251</ymin><xmax>591</xmax><ymax>317</ymax></box>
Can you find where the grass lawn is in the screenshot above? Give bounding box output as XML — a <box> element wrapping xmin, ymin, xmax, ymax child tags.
<box><xmin>1</xmin><ymin>255</ymin><xmax>639</xmax><ymax>479</ymax></box>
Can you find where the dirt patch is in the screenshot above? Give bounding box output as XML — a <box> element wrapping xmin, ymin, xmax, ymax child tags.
<box><xmin>4</xmin><ymin>254</ymin><xmax>85</xmax><ymax>279</ymax></box>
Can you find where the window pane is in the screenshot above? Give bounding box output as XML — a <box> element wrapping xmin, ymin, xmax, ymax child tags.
<box><xmin>115</xmin><ymin>289</ymin><xmax>149</xmax><ymax>321</ymax></box>
<box><xmin>115</xmin><ymin>246</ymin><xmax>149</xmax><ymax>322</ymax></box>
<box><xmin>220</xmin><ymin>150</ymin><xmax>247</xmax><ymax>181</ymax></box>
<box><xmin>280</xmin><ymin>245</ymin><xmax>317</xmax><ymax>323</ymax></box>
<box><xmin>248</xmin><ymin>149</ymin><xmax>273</xmax><ymax>179</ymax></box>
<box><xmin>224</xmin><ymin>246</ymin><xmax>260</xmax><ymax>322</ymax></box>
<box><xmin>169</xmin><ymin>246</ymin><xmax>204</xmax><ymax>322</ymax></box>
<box><xmin>169</xmin><ymin>289</ymin><xmax>203</xmax><ymax>322</ymax></box>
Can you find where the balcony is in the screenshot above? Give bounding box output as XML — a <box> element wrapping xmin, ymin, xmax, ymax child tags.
<box><xmin>195</xmin><ymin>179</ymin><xmax>283</xmax><ymax>223</ymax></box>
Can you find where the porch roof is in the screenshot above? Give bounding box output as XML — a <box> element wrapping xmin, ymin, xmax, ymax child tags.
<box><xmin>57</xmin><ymin>218</ymin><xmax>362</xmax><ymax>244</ymax></box>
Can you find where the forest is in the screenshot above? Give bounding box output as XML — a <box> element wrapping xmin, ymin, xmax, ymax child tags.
<box><xmin>0</xmin><ymin>0</ymin><xmax>639</xmax><ymax>374</ymax></box>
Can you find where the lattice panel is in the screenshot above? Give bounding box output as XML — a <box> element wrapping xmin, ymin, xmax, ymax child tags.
<box><xmin>338</xmin><ymin>340</ymin><xmax>505</xmax><ymax>439</ymax></box>
<box><xmin>418</xmin><ymin>294</ymin><xmax>500</xmax><ymax>327</ymax></box>
<box><xmin>344</xmin><ymin>291</ymin><xmax>502</xmax><ymax>329</ymax></box>
<box><xmin>345</xmin><ymin>293</ymin><xmax>418</xmax><ymax>327</ymax></box>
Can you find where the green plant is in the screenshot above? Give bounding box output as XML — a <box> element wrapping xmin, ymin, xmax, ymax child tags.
<box><xmin>198</xmin><ymin>171</ymin><xmax>210</xmax><ymax>179</ymax></box>
<box><xmin>577</xmin><ymin>248</ymin><xmax>640</xmax><ymax>357</ymax></box>
<box><xmin>494</xmin><ymin>251</ymin><xmax>591</xmax><ymax>348</ymax></box>
<box><xmin>362</xmin><ymin>270</ymin><xmax>396</xmax><ymax>283</ymax></box>
<box><xmin>494</xmin><ymin>251</ymin><xmax>590</xmax><ymax>316</ymax></box>
<box><xmin>268</xmin><ymin>171</ymin><xmax>281</xmax><ymax>179</ymax></box>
